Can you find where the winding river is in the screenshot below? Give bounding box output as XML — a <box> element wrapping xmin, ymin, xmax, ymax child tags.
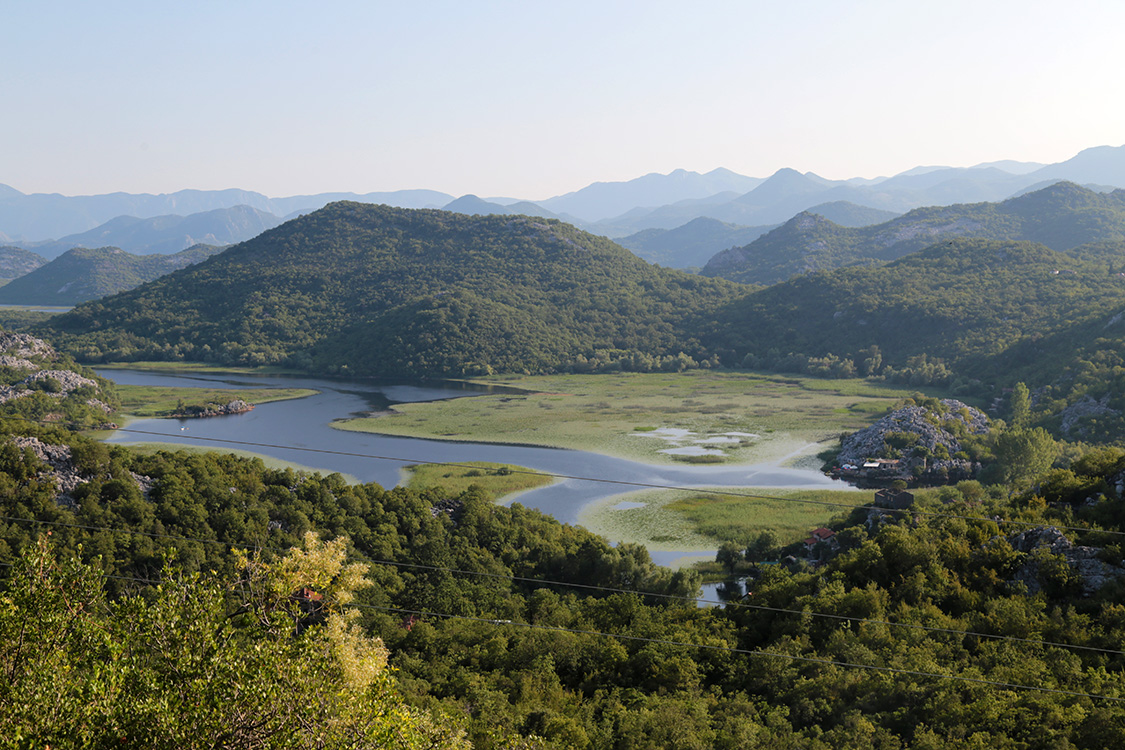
<box><xmin>97</xmin><ymin>369</ymin><xmax>842</xmax><ymax>565</ymax></box>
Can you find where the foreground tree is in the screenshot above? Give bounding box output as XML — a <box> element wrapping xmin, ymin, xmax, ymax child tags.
<box><xmin>0</xmin><ymin>534</ymin><xmax>469</xmax><ymax>749</ymax></box>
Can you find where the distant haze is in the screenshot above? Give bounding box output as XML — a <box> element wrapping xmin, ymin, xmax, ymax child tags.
<box><xmin>1</xmin><ymin>3</ymin><xmax>1123</xmax><ymax>199</ymax></box>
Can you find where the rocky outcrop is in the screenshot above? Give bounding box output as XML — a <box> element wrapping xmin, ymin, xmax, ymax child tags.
<box><xmin>836</xmin><ymin>399</ymin><xmax>989</xmax><ymax>482</ymax></box>
<box><xmin>170</xmin><ymin>399</ymin><xmax>253</xmax><ymax>418</ymax></box>
<box><xmin>7</xmin><ymin>434</ymin><xmax>152</xmax><ymax>507</ymax></box>
<box><xmin>0</xmin><ymin>332</ymin><xmax>56</xmax><ymax>361</ymax></box>
<box><xmin>9</xmin><ymin>435</ymin><xmax>85</xmax><ymax>507</ymax></box>
<box><xmin>25</xmin><ymin>369</ymin><xmax>98</xmax><ymax>394</ymax></box>
<box><xmin>1059</xmin><ymin>395</ymin><xmax>1120</xmax><ymax>437</ymax></box>
<box><xmin>1006</xmin><ymin>525</ymin><xmax>1123</xmax><ymax>596</ymax></box>
<box><xmin>0</xmin><ymin>355</ymin><xmax>39</xmax><ymax>371</ymax></box>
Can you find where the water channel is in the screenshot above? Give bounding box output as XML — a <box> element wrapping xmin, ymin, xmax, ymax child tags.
<box><xmin>97</xmin><ymin>369</ymin><xmax>843</xmax><ymax>566</ymax></box>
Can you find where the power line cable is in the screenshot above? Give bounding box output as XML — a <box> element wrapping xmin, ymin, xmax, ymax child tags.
<box><xmin>80</xmin><ymin>421</ymin><xmax>1125</xmax><ymax>541</ymax></box>
<box><xmin>4</xmin><ymin>411</ymin><xmax>1119</xmax><ymax>540</ymax></box>
<box><xmin>3</xmin><ymin>512</ymin><xmax>1124</xmax><ymax>658</ymax></box>
<box><xmin>1</xmin><ymin>558</ymin><xmax>1122</xmax><ymax>704</ymax></box>
<box><xmin>354</xmin><ymin>602</ymin><xmax>1125</xmax><ymax>704</ymax></box>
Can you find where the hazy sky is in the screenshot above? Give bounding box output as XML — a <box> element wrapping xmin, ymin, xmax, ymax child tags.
<box><xmin>3</xmin><ymin>1</ymin><xmax>1123</xmax><ymax>199</ymax></box>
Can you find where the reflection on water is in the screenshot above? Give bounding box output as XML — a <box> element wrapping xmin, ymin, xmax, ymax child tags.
<box><xmin>98</xmin><ymin>369</ymin><xmax>843</xmax><ymax>565</ymax></box>
<box><xmin>698</xmin><ymin>579</ymin><xmax>747</xmax><ymax>607</ymax></box>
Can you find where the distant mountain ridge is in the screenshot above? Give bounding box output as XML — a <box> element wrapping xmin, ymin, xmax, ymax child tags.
<box><xmin>26</xmin><ymin>205</ymin><xmax>284</xmax><ymax>259</ymax></box>
<box><xmin>0</xmin><ymin>186</ymin><xmax>454</xmax><ymax>241</ymax></box>
<box><xmin>618</xmin><ymin>218</ymin><xmax>778</xmax><ymax>269</ymax></box>
<box><xmin>537</xmin><ymin>167</ymin><xmax>765</xmax><ymax>223</ymax></box>
<box><xmin>702</xmin><ymin>182</ymin><xmax>1125</xmax><ymax>285</ymax></box>
<box><xmin>585</xmin><ymin>146</ymin><xmax>1125</xmax><ymax>236</ymax></box>
<box><xmin>4</xmin><ymin>143</ymin><xmax>1124</xmax><ymax>243</ymax></box>
<box><xmin>0</xmin><ymin>244</ymin><xmax>226</xmax><ymax>305</ymax></box>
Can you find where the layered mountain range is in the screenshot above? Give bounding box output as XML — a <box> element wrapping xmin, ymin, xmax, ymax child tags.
<box><xmin>5</xmin><ymin>144</ymin><xmax>1124</xmax><ymax>250</ymax></box>
<box><xmin>37</xmin><ymin>188</ymin><xmax>1125</xmax><ymax>440</ymax></box>
<box><xmin>702</xmin><ymin>182</ymin><xmax>1125</xmax><ymax>285</ymax></box>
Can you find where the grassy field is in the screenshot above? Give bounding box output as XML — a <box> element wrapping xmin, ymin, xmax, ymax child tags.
<box><xmin>335</xmin><ymin>370</ymin><xmax>921</xmax><ymax>466</ymax></box>
<box><xmin>116</xmin><ymin>384</ymin><xmax>318</xmax><ymax>417</ymax></box>
<box><xmin>403</xmin><ymin>461</ymin><xmax>553</xmax><ymax>500</ymax></box>
<box><xmin>578</xmin><ymin>485</ymin><xmax>872</xmax><ymax>552</ymax></box>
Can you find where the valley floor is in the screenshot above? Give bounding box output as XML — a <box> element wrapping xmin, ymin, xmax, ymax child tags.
<box><xmin>334</xmin><ymin>370</ymin><xmax>918</xmax><ymax>467</ymax></box>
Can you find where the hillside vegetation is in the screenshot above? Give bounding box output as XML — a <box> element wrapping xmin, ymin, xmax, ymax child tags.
<box><xmin>712</xmin><ymin>238</ymin><xmax>1125</xmax><ymax>386</ymax></box>
<box><xmin>0</xmin><ymin>246</ymin><xmax>46</xmax><ymax>281</ymax></box>
<box><xmin>5</xmin><ymin>408</ymin><xmax>1125</xmax><ymax>747</ymax></box>
<box><xmin>43</xmin><ymin>203</ymin><xmax>743</xmax><ymax>376</ymax></box>
<box><xmin>703</xmin><ymin>182</ymin><xmax>1125</xmax><ymax>285</ymax></box>
<box><xmin>0</xmin><ymin>244</ymin><xmax>225</xmax><ymax>305</ymax></box>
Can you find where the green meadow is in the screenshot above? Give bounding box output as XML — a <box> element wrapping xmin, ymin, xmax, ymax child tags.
<box><xmin>402</xmin><ymin>461</ymin><xmax>553</xmax><ymax>500</ymax></box>
<box><xmin>116</xmin><ymin>384</ymin><xmax>318</xmax><ymax>418</ymax></box>
<box><xmin>335</xmin><ymin>370</ymin><xmax>918</xmax><ymax>466</ymax></box>
<box><xmin>579</xmin><ymin>486</ymin><xmax>872</xmax><ymax>551</ymax></box>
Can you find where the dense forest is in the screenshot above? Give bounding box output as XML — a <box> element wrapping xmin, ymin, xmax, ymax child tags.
<box><xmin>701</xmin><ymin>182</ymin><xmax>1125</xmax><ymax>285</ymax></box>
<box><xmin>5</xmin><ymin>397</ymin><xmax>1125</xmax><ymax>747</ymax></box>
<box><xmin>42</xmin><ymin>204</ymin><xmax>743</xmax><ymax>377</ymax></box>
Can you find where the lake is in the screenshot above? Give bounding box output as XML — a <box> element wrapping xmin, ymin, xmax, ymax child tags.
<box><xmin>97</xmin><ymin>368</ymin><xmax>843</xmax><ymax>566</ymax></box>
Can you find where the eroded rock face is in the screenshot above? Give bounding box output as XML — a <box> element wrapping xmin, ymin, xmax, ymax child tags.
<box><xmin>0</xmin><ymin>332</ymin><xmax>56</xmax><ymax>361</ymax></box>
<box><xmin>1060</xmin><ymin>395</ymin><xmax>1121</xmax><ymax>437</ymax></box>
<box><xmin>1006</xmin><ymin>526</ymin><xmax>1123</xmax><ymax>596</ymax></box>
<box><xmin>24</xmin><ymin>369</ymin><xmax>98</xmax><ymax>394</ymax></box>
<box><xmin>6</xmin><ymin>435</ymin><xmax>151</xmax><ymax>508</ymax></box>
<box><xmin>837</xmin><ymin>399</ymin><xmax>989</xmax><ymax>475</ymax></box>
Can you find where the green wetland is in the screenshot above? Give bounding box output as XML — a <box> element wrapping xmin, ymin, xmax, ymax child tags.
<box><xmin>337</xmin><ymin>370</ymin><xmax>915</xmax><ymax>466</ymax></box>
<box><xmin>96</xmin><ymin>367</ymin><xmax>867</xmax><ymax>563</ymax></box>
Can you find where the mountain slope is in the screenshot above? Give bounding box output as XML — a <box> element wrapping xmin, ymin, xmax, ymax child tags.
<box><xmin>0</xmin><ymin>244</ymin><xmax>225</xmax><ymax>305</ymax></box>
<box><xmin>706</xmin><ymin>238</ymin><xmax>1125</xmax><ymax>383</ymax></box>
<box><xmin>702</xmin><ymin>182</ymin><xmax>1125</xmax><ymax>285</ymax></box>
<box><xmin>805</xmin><ymin>201</ymin><xmax>900</xmax><ymax>227</ymax></box>
<box><xmin>0</xmin><ymin>246</ymin><xmax>47</xmax><ymax>281</ymax></box>
<box><xmin>618</xmin><ymin>217</ymin><xmax>776</xmax><ymax>268</ymax></box>
<box><xmin>43</xmin><ymin>203</ymin><xmax>743</xmax><ymax>376</ymax></box>
<box><xmin>0</xmin><ymin>185</ymin><xmax>455</xmax><ymax>241</ymax></box>
<box><xmin>539</xmin><ymin>168</ymin><xmax>763</xmax><ymax>223</ymax></box>
<box><xmin>30</xmin><ymin>205</ymin><xmax>283</xmax><ymax>258</ymax></box>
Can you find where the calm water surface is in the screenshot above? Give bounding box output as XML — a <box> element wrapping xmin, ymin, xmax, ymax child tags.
<box><xmin>98</xmin><ymin>369</ymin><xmax>842</xmax><ymax>565</ymax></box>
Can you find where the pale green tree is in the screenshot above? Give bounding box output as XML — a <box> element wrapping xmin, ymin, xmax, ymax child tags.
<box><xmin>0</xmin><ymin>535</ymin><xmax>470</xmax><ymax>749</ymax></box>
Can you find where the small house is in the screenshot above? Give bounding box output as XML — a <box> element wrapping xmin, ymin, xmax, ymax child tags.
<box><xmin>803</xmin><ymin>527</ymin><xmax>836</xmax><ymax>552</ymax></box>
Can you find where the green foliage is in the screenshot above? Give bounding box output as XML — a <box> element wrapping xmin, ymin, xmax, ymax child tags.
<box><xmin>0</xmin><ymin>244</ymin><xmax>225</xmax><ymax>306</ymax></box>
<box><xmin>1010</xmin><ymin>382</ymin><xmax>1031</xmax><ymax>429</ymax></box>
<box><xmin>713</xmin><ymin>238</ymin><xmax>1125</xmax><ymax>393</ymax></box>
<box><xmin>42</xmin><ymin>205</ymin><xmax>743</xmax><ymax>377</ymax></box>
<box><xmin>4</xmin><ymin>413</ymin><xmax>1125</xmax><ymax>746</ymax></box>
<box><xmin>994</xmin><ymin>427</ymin><xmax>1059</xmax><ymax>490</ymax></box>
<box><xmin>703</xmin><ymin>182</ymin><xmax>1125</xmax><ymax>286</ymax></box>
<box><xmin>0</xmin><ymin>536</ymin><xmax>468</xmax><ymax>748</ymax></box>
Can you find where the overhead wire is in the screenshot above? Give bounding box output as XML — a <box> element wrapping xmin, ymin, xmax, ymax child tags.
<box><xmin>1</xmin><ymin>556</ymin><xmax>1121</xmax><ymax>704</ymax></box>
<box><xmin>3</xmin><ymin>512</ymin><xmax>1125</xmax><ymax>658</ymax></box>
<box><xmin>67</xmin><ymin>419</ymin><xmax>1125</xmax><ymax>541</ymax></box>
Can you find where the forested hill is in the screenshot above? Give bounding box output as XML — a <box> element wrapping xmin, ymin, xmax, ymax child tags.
<box><xmin>0</xmin><ymin>244</ymin><xmax>225</xmax><ymax>306</ymax></box>
<box><xmin>702</xmin><ymin>182</ymin><xmax>1125</xmax><ymax>285</ymax></box>
<box><xmin>710</xmin><ymin>237</ymin><xmax>1125</xmax><ymax>389</ymax></box>
<box><xmin>43</xmin><ymin>203</ymin><xmax>745</xmax><ymax>376</ymax></box>
<box><xmin>0</xmin><ymin>246</ymin><xmax>46</xmax><ymax>281</ymax></box>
